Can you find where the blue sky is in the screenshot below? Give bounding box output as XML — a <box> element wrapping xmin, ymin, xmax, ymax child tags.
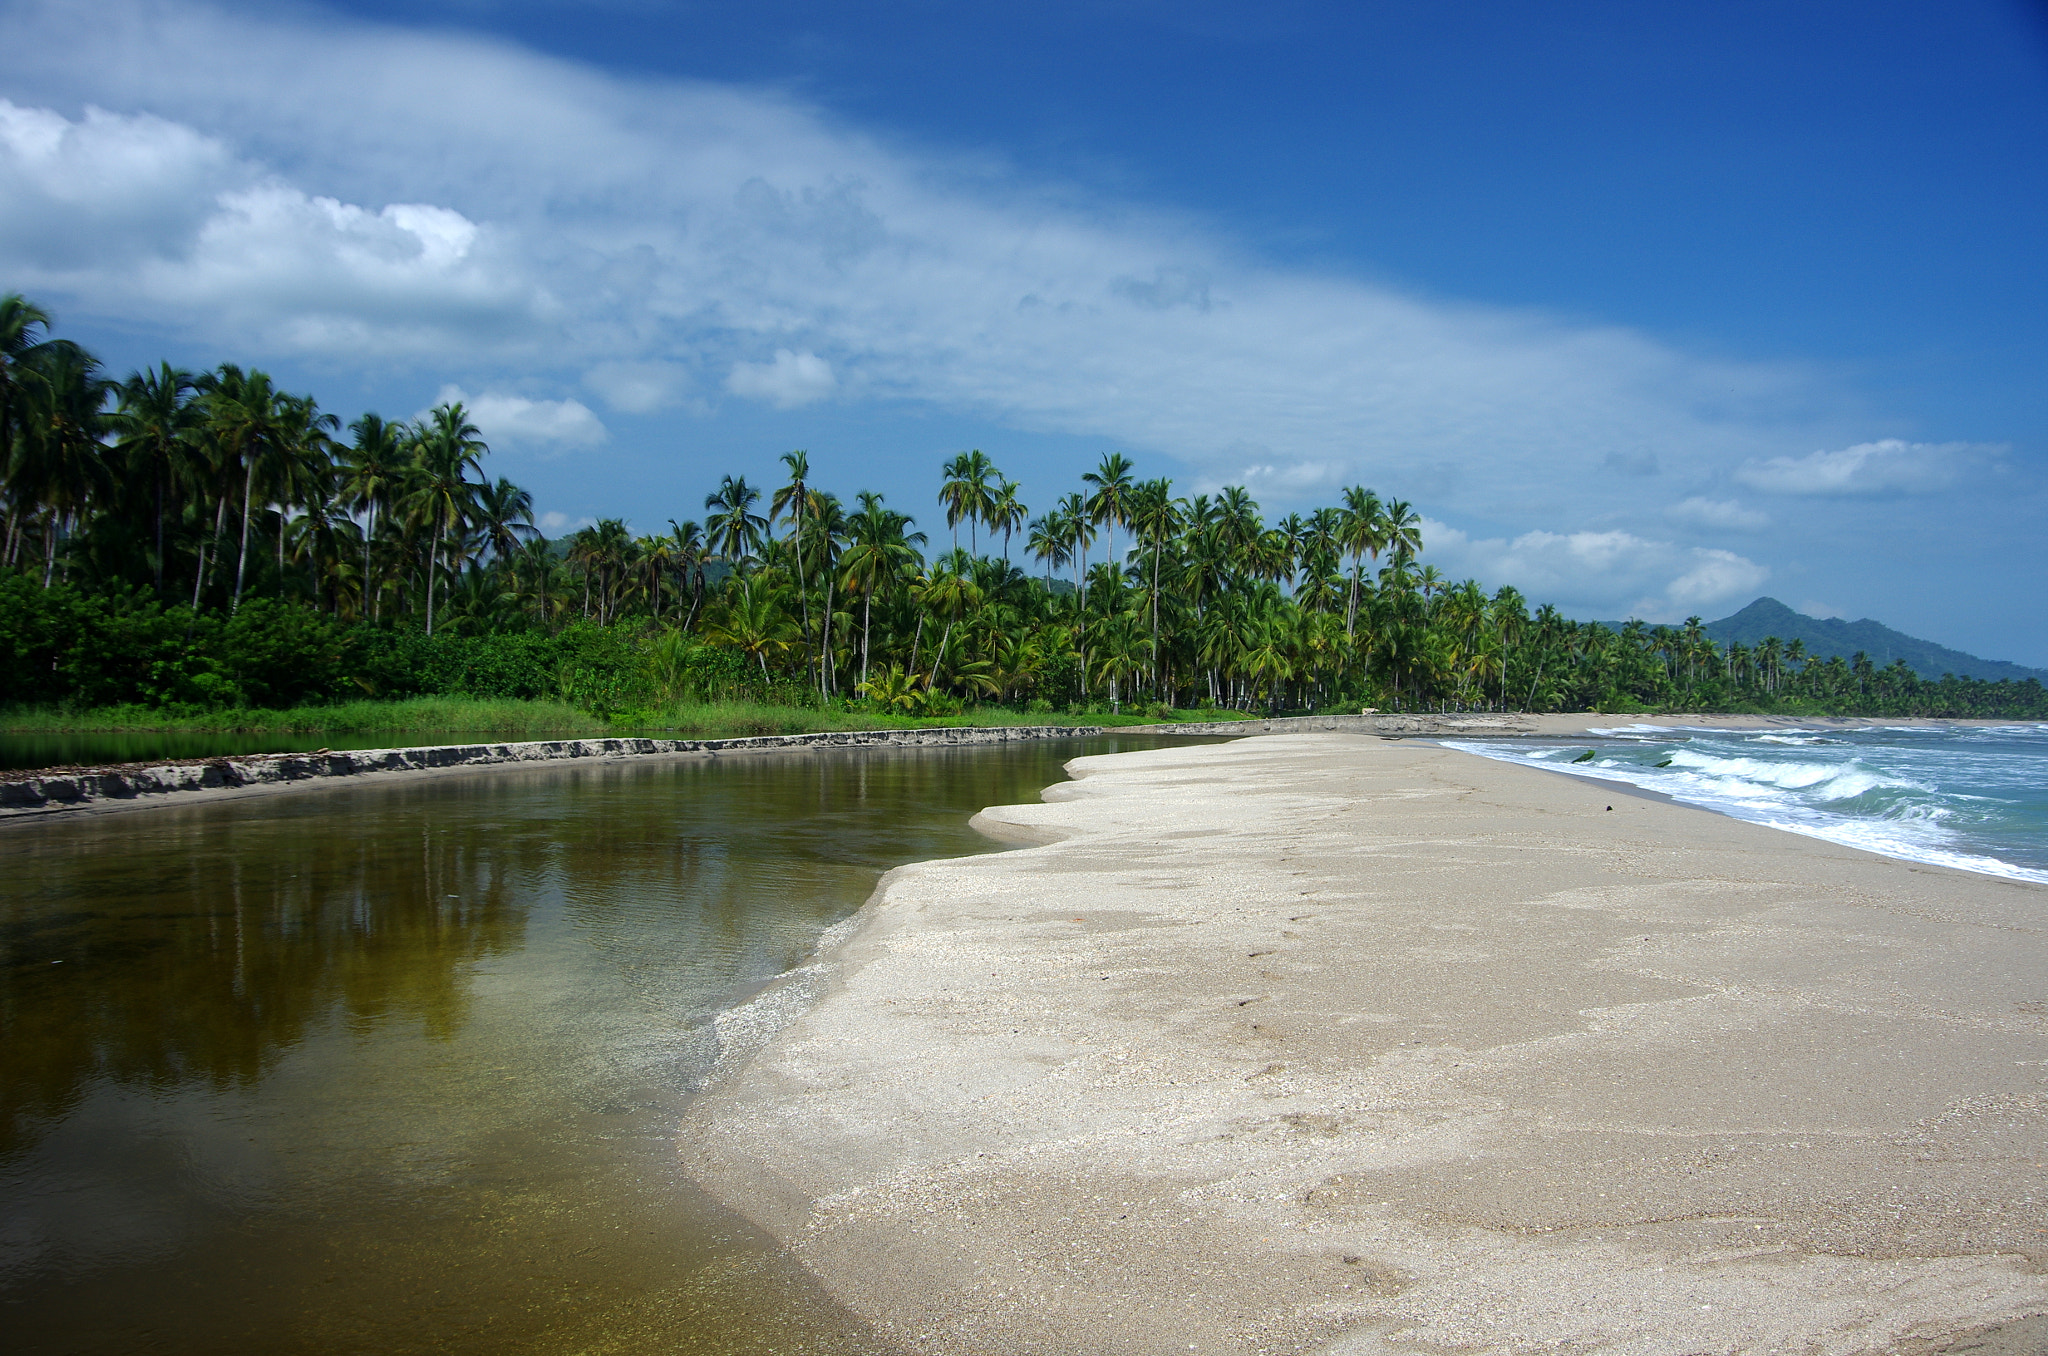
<box><xmin>3</xmin><ymin>0</ymin><xmax>2045</xmax><ymax>661</ymax></box>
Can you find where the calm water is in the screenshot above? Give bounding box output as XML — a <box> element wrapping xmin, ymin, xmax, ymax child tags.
<box><xmin>0</xmin><ymin>736</ymin><xmax>1188</xmax><ymax>1354</ymax></box>
<box><xmin>1446</xmin><ymin>722</ymin><xmax>2048</xmax><ymax>883</ymax></box>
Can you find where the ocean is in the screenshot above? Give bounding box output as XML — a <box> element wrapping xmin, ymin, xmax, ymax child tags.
<box><xmin>1443</xmin><ymin>722</ymin><xmax>2048</xmax><ymax>884</ymax></box>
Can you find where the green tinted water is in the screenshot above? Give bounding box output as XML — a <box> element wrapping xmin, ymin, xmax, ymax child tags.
<box><xmin>0</xmin><ymin>736</ymin><xmax>1186</xmax><ymax>1354</ymax></box>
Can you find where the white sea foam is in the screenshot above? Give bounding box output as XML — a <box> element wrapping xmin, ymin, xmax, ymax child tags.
<box><xmin>1443</xmin><ymin>725</ymin><xmax>2048</xmax><ymax>885</ymax></box>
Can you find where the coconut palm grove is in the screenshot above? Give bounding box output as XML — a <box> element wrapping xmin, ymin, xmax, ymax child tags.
<box><xmin>2</xmin><ymin>294</ymin><xmax>2041</xmax><ymax>725</ymax></box>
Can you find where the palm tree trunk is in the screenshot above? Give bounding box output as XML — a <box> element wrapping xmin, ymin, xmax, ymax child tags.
<box><xmin>365</xmin><ymin>503</ymin><xmax>378</xmax><ymax>622</ymax></box>
<box><xmin>425</xmin><ymin>537</ymin><xmax>438</xmax><ymax>637</ymax></box>
<box><xmin>233</xmin><ymin>459</ymin><xmax>255</xmax><ymax>612</ymax></box>
<box><xmin>154</xmin><ymin>465</ymin><xmax>166</xmax><ymax>595</ymax></box>
<box><xmin>860</xmin><ymin>590</ymin><xmax>872</xmax><ymax>688</ymax></box>
<box><xmin>930</xmin><ymin>619</ymin><xmax>953</xmax><ymax>692</ymax></box>
<box><xmin>821</xmin><ymin>576</ymin><xmax>835</xmax><ymax>695</ymax></box>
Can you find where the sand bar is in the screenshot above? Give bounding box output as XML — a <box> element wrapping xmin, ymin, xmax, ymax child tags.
<box><xmin>680</xmin><ymin>733</ymin><xmax>2048</xmax><ymax>1354</ymax></box>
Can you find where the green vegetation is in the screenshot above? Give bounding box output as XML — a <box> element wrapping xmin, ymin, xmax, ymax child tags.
<box><xmin>3</xmin><ymin>293</ymin><xmax>2043</xmax><ymax>728</ymax></box>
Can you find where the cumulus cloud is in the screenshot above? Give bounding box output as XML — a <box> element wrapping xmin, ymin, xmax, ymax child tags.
<box><xmin>725</xmin><ymin>348</ymin><xmax>836</xmax><ymax>408</ymax></box>
<box><xmin>0</xmin><ymin>95</ymin><xmax>548</xmax><ymax>352</ymax></box>
<box><xmin>1734</xmin><ymin>438</ymin><xmax>1988</xmax><ymax>496</ymax></box>
<box><xmin>434</xmin><ymin>385</ymin><xmax>608</xmax><ymax>451</ymax></box>
<box><xmin>1423</xmin><ymin>518</ymin><xmax>1768</xmax><ymax>622</ymax></box>
<box><xmin>537</xmin><ymin>510</ymin><xmax>595</xmax><ymax>535</ymax></box>
<box><xmin>0</xmin><ymin>0</ymin><xmax>1890</xmax><ymax>526</ymax></box>
<box><xmin>583</xmin><ymin>360</ymin><xmax>692</xmax><ymax>414</ymax></box>
<box><xmin>1665</xmin><ymin>497</ymin><xmax>1769</xmax><ymax>531</ymax></box>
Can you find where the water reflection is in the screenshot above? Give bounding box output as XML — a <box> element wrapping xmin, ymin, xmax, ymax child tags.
<box><xmin>0</xmin><ymin>736</ymin><xmax>1192</xmax><ymax>1354</ymax></box>
<box><xmin>5</xmin><ymin>824</ymin><xmax>525</xmax><ymax>1156</ymax></box>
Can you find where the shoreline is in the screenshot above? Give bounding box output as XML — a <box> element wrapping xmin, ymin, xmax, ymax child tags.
<box><xmin>4</xmin><ymin>713</ymin><xmax>2028</xmax><ymax>820</ymax></box>
<box><xmin>679</xmin><ymin>732</ymin><xmax>2048</xmax><ymax>1355</ymax></box>
<box><xmin>0</xmin><ymin>726</ymin><xmax>1108</xmax><ymax>820</ymax></box>
<box><xmin>12</xmin><ymin>711</ymin><xmax>2018</xmax><ymax>820</ymax></box>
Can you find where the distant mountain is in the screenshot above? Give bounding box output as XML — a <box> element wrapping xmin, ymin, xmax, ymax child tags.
<box><xmin>1599</xmin><ymin>598</ymin><xmax>2046</xmax><ymax>684</ymax></box>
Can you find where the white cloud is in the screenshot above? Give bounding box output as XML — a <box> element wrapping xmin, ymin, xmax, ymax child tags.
<box><xmin>1734</xmin><ymin>438</ymin><xmax>1989</xmax><ymax>496</ymax></box>
<box><xmin>1219</xmin><ymin>459</ymin><xmax>1348</xmax><ymax>496</ymax></box>
<box><xmin>1422</xmin><ymin>517</ymin><xmax>1768</xmax><ymax>622</ymax></box>
<box><xmin>1664</xmin><ymin>548</ymin><xmax>1771</xmax><ymax>609</ymax></box>
<box><xmin>537</xmin><ymin>510</ymin><xmax>595</xmax><ymax>535</ymax></box>
<box><xmin>583</xmin><ymin>360</ymin><xmax>692</xmax><ymax>414</ymax></box>
<box><xmin>433</xmin><ymin>385</ymin><xmax>608</xmax><ymax>451</ymax></box>
<box><xmin>0</xmin><ymin>94</ymin><xmax>548</xmax><ymax>351</ymax></box>
<box><xmin>0</xmin><ymin>0</ymin><xmax>1896</xmax><ymax>527</ymax></box>
<box><xmin>725</xmin><ymin>348</ymin><xmax>836</xmax><ymax>408</ymax></box>
<box><xmin>1665</xmin><ymin>496</ymin><xmax>1769</xmax><ymax>531</ymax></box>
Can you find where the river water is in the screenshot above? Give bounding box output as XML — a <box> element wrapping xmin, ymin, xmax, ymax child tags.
<box><xmin>0</xmin><ymin>736</ymin><xmax>1186</xmax><ymax>1354</ymax></box>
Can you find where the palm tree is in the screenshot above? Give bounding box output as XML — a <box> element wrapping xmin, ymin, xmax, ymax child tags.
<box><xmin>11</xmin><ymin>338</ymin><xmax>111</xmax><ymax>586</ymax></box>
<box><xmin>918</xmin><ymin>563</ymin><xmax>983</xmax><ymax>694</ymax></box>
<box><xmin>406</xmin><ymin>402</ymin><xmax>488</xmax><ymax>636</ymax></box>
<box><xmin>839</xmin><ymin>491</ymin><xmax>925</xmax><ymax>689</ymax></box>
<box><xmin>1089</xmin><ymin>608</ymin><xmax>1153</xmax><ymax>710</ymax></box>
<box><xmin>988</xmin><ymin>477</ymin><xmax>1027</xmax><ymax>563</ymax></box>
<box><xmin>473</xmin><ymin>477</ymin><xmax>537</xmax><ymax>566</ymax></box>
<box><xmin>1381</xmin><ymin>498</ymin><xmax>1422</xmax><ymax>565</ymax></box>
<box><xmin>704</xmin><ymin>474</ymin><xmax>767</xmax><ymax>601</ymax></box>
<box><xmin>340</xmin><ymin>414</ymin><xmax>411</xmax><ymax>621</ymax></box>
<box><xmin>1027</xmin><ymin>511</ymin><xmax>1070</xmax><ymax>590</ymax></box>
<box><xmin>1126</xmin><ymin>477</ymin><xmax>1180</xmax><ymax>696</ymax></box>
<box><xmin>268</xmin><ymin>394</ymin><xmax>341</xmax><ymax>584</ymax></box>
<box><xmin>1081</xmin><ymin>452</ymin><xmax>1135</xmax><ymax>566</ymax></box>
<box><xmin>797</xmin><ymin>493</ymin><xmax>850</xmax><ymax>694</ymax></box>
<box><xmin>1338</xmin><ymin>485</ymin><xmax>1383</xmax><ymax>638</ymax></box>
<box><xmin>107</xmin><ymin>363</ymin><xmax>201</xmax><ymax>594</ymax></box>
<box><xmin>937</xmin><ymin>449</ymin><xmax>997</xmax><ymax>555</ymax></box>
<box><xmin>707</xmin><ymin>589</ymin><xmax>800</xmax><ymax>682</ymax></box>
<box><xmin>196</xmin><ymin>364</ymin><xmax>286</xmax><ymax>612</ymax></box>
<box><xmin>772</xmin><ymin>450</ymin><xmax>812</xmax><ymax>649</ymax></box>
<box><xmin>666</xmin><ymin>518</ymin><xmax>708</xmax><ymax>631</ymax></box>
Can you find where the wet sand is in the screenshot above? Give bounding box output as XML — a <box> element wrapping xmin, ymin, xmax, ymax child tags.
<box><xmin>679</xmin><ymin>733</ymin><xmax>2048</xmax><ymax>1354</ymax></box>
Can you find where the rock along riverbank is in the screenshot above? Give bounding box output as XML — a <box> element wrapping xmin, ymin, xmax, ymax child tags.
<box><xmin>0</xmin><ymin>725</ymin><xmax>1112</xmax><ymax>819</ymax></box>
<box><xmin>0</xmin><ymin>713</ymin><xmax>1567</xmax><ymax>820</ymax></box>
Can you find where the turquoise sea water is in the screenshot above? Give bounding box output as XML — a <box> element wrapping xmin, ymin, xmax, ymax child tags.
<box><xmin>1445</xmin><ymin>723</ymin><xmax>2048</xmax><ymax>884</ymax></box>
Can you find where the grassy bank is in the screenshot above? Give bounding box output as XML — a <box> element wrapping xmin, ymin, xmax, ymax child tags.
<box><xmin>0</xmin><ymin>697</ymin><xmax>1251</xmax><ymax>743</ymax></box>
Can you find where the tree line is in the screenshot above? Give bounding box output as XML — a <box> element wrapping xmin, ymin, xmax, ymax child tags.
<box><xmin>3</xmin><ymin>293</ymin><xmax>2042</xmax><ymax>720</ymax></box>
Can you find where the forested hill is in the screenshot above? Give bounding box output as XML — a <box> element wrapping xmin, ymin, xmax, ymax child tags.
<box><xmin>1684</xmin><ymin>598</ymin><xmax>2043</xmax><ymax>683</ymax></box>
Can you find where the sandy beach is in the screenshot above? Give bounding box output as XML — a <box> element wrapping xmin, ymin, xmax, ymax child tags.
<box><xmin>679</xmin><ymin>732</ymin><xmax>2048</xmax><ymax>1354</ymax></box>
